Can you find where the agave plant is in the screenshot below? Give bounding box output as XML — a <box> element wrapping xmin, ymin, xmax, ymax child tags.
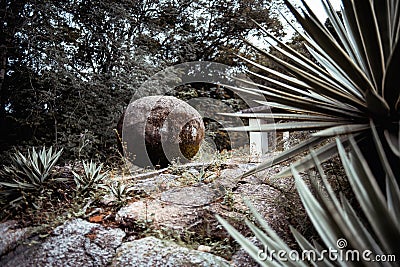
<box><xmin>218</xmin><ymin>136</ymin><xmax>400</xmax><ymax>266</ymax></box>
<box><xmin>72</xmin><ymin>160</ymin><xmax>108</xmax><ymax>197</ymax></box>
<box><xmin>221</xmin><ymin>0</ymin><xmax>400</xmax><ymax>183</ymax></box>
<box><xmin>0</xmin><ymin>146</ymin><xmax>64</xmax><ymax>209</ymax></box>
<box><xmin>104</xmin><ymin>180</ymin><xmax>135</xmax><ymax>207</ymax></box>
<box><xmin>216</xmin><ymin>0</ymin><xmax>400</xmax><ymax>266</ymax></box>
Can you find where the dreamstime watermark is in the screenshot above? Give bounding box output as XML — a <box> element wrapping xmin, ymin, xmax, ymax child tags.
<box><xmin>258</xmin><ymin>238</ymin><xmax>397</xmax><ymax>263</ymax></box>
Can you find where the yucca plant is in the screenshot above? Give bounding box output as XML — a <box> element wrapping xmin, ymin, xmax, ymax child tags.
<box><xmin>104</xmin><ymin>180</ymin><xmax>135</xmax><ymax>207</ymax></box>
<box><xmin>0</xmin><ymin>146</ymin><xmax>64</xmax><ymax>209</ymax></box>
<box><xmin>221</xmin><ymin>0</ymin><xmax>399</xmax><ymax>184</ymax></box>
<box><xmin>218</xmin><ymin>136</ymin><xmax>400</xmax><ymax>266</ymax></box>
<box><xmin>216</xmin><ymin>0</ymin><xmax>400</xmax><ymax>266</ymax></box>
<box><xmin>72</xmin><ymin>160</ymin><xmax>108</xmax><ymax>197</ymax></box>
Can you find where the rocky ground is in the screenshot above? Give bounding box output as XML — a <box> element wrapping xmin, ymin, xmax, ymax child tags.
<box><xmin>0</xmin><ymin>152</ymin><xmax>308</xmax><ymax>266</ymax></box>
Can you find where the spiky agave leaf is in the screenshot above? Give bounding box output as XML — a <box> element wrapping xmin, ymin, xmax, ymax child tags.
<box><xmin>0</xmin><ymin>146</ymin><xmax>64</xmax><ymax>209</ymax></box>
<box><xmin>219</xmin><ymin>137</ymin><xmax>400</xmax><ymax>266</ymax></box>
<box><xmin>217</xmin><ymin>1</ymin><xmax>400</xmax><ymax>265</ymax></box>
<box><xmin>104</xmin><ymin>180</ymin><xmax>135</xmax><ymax>206</ymax></box>
<box><xmin>223</xmin><ymin>0</ymin><xmax>400</xmax><ymax>181</ymax></box>
<box><xmin>72</xmin><ymin>160</ymin><xmax>108</xmax><ymax>196</ymax></box>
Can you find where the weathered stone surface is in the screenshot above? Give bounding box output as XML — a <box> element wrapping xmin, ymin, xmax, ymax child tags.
<box><xmin>0</xmin><ymin>220</ymin><xmax>32</xmax><ymax>257</ymax></box>
<box><xmin>0</xmin><ymin>219</ymin><xmax>125</xmax><ymax>267</ymax></box>
<box><xmin>123</xmin><ymin>96</ymin><xmax>205</xmax><ymax>168</ymax></box>
<box><xmin>231</xmin><ymin>237</ymin><xmax>261</xmax><ymax>267</ymax></box>
<box><xmin>130</xmin><ymin>173</ymin><xmax>181</xmax><ymax>194</ymax></box>
<box><xmin>160</xmin><ymin>184</ymin><xmax>223</xmax><ymax>207</ymax></box>
<box><xmin>111</xmin><ymin>236</ymin><xmax>230</xmax><ymax>266</ymax></box>
<box><xmin>115</xmin><ymin>198</ymin><xmax>199</xmax><ymax>230</ymax></box>
<box><xmin>214</xmin><ymin>167</ymin><xmax>245</xmax><ymax>189</ymax></box>
<box><xmin>1</xmin><ymin>161</ymin><xmax>298</xmax><ymax>267</ymax></box>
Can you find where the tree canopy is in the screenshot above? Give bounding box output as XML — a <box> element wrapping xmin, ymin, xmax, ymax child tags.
<box><xmin>0</xmin><ymin>0</ymin><xmax>285</xmax><ymax>162</ymax></box>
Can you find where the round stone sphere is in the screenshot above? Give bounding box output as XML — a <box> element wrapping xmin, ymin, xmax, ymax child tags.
<box><xmin>123</xmin><ymin>96</ymin><xmax>205</xmax><ymax>168</ymax></box>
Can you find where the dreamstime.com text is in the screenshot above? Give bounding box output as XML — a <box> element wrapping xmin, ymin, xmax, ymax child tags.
<box><xmin>258</xmin><ymin>238</ymin><xmax>397</xmax><ymax>263</ymax></box>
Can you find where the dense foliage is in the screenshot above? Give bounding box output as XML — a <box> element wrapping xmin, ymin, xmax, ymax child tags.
<box><xmin>0</xmin><ymin>0</ymin><xmax>284</xmax><ymax>163</ymax></box>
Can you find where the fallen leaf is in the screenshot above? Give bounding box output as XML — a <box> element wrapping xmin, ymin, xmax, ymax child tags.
<box><xmin>89</xmin><ymin>214</ymin><xmax>104</xmax><ymax>223</ymax></box>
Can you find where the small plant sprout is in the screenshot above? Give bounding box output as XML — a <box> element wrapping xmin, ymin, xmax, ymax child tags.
<box><xmin>72</xmin><ymin>160</ymin><xmax>108</xmax><ymax>197</ymax></box>
<box><xmin>105</xmin><ymin>180</ymin><xmax>135</xmax><ymax>207</ymax></box>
